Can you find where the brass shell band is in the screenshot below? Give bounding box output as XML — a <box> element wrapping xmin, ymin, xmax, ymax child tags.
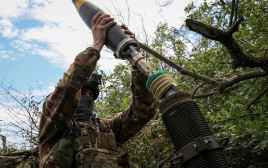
<box><xmin>149</xmin><ymin>73</ymin><xmax>177</xmax><ymax>100</ymax></box>
<box><xmin>75</xmin><ymin>0</ymin><xmax>86</xmax><ymax>11</ymax></box>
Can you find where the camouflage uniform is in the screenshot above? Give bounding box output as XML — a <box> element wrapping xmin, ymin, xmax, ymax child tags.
<box><xmin>38</xmin><ymin>47</ymin><xmax>156</xmax><ymax>168</ymax></box>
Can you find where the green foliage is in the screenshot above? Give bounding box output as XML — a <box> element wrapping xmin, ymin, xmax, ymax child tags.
<box><xmin>150</xmin><ymin>23</ymin><xmax>186</xmax><ymax>72</ymax></box>
<box><xmin>181</xmin><ymin>1</ymin><xmax>268</xmax><ymax>166</ymax></box>
<box><xmin>0</xmin><ymin>145</ymin><xmax>18</xmax><ymax>154</ymax></box>
<box><xmin>124</xmin><ymin>117</ymin><xmax>174</xmax><ymax>168</ymax></box>
<box><xmin>114</xmin><ymin>0</ymin><xmax>267</xmax><ymax>167</ymax></box>
<box><xmin>95</xmin><ymin>63</ymin><xmax>133</xmax><ymax>117</ymax></box>
<box><xmin>16</xmin><ymin>156</ymin><xmax>37</xmax><ymax>168</ymax></box>
<box><xmin>185</xmin><ymin>0</ymin><xmax>268</xmax><ymax>57</ymax></box>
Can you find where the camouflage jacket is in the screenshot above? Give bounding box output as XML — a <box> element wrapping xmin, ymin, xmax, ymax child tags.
<box><xmin>38</xmin><ymin>47</ymin><xmax>156</xmax><ymax>167</ymax></box>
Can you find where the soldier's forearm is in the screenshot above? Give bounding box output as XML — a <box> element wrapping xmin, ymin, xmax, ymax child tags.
<box><xmin>63</xmin><ymin>47</ymin><xmax>100</xmax><ymax>89</ymax></box>
<box><xmin>39</xmin><ymin>47</ymin><xmax>101</xmax><ymax>148</ymax></box>
<box><xmin>46</xmin><ymin>47</ymin><xmax>100</xmax><ymax>120</ymax></box>
<box><xmin>108</xmin><ymin>70</ymin><xmax>156</xmax><ymax>144</ymax></box>
<box><xmin>131</xmin><ymin>69</ymin><xmax>155</xmax><ymax>104</ymax></box>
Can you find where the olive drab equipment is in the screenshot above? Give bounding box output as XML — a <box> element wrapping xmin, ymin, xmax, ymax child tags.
<box><xmin>72</xmin><ymin>118</ymin><xmax>131</xmax><ymax>168</ymax></box>
<box><xmin>48</xmin><ymin>118</ymin><xmax>131</xmax><ymax>168</ymax></box>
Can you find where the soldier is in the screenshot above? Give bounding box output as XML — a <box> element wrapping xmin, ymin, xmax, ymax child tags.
<box><xmin>38</xmin><ymin>13</ymin><xmax>156</xmax><ymax>168</ymax></box>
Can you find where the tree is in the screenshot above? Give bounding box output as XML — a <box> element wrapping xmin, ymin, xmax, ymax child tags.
<box><xmin>1</xmin><ymin>0</ymin><xmax>267</xmax><ymax>167</ymax></box>
<box><xmin>95</xmin><ymin>64</ymin><xmax>132</xmax><ymax>117</ymax></box>
<box><xmin>0</xmin><ymin>80</ymin><xmax>42</xmax><ymax>167</ymax></box>
<box><xmin>122</xmin><ymin>0</ymin><xmax>267</xmax><ymax>167</ymax></box>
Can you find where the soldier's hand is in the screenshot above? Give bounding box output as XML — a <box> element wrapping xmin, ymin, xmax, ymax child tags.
<box><xmin>113</xmin><ymin>25</ymin><xmax>135</xmax><ymax>58</ymax></box>
<box><xmin>92</xmin><ymin>13</ymin><xmax>116</xmax><ymax>52</ymax></box>
<box><xmin>122</xmin><ymin>24</ymin><xmax>135</xmax><ymax>38</ymax></box>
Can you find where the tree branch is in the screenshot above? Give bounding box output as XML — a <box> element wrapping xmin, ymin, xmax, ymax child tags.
<box><xmin>218</xmin><ymin>70</ymin><xmax>267</xmax><ymax>91</ymax></box>
<box><xmin>234</xmin><ymin>0</ymin><xmax>239</xmax><ymax>22</ymax></box>
<box><xmin>157</xmin><ymin>149</ymin><xmax>175</xmax><ymax>168</ymax></box>
<box><xmin>186</xmin><ymin>19</ymin><xmax>268</xmax><ymax>70</ymax></box>
<box><xmin>140</xmin><ymin>42</ymin><xmax>268</xmax><ymax>92</ymax></box>
<box><xmin>220</xmin><ymin>0</ymin><xmax>228</xmax><ymax>6</ymax></box>
<box><xmin>229</xmin><ymin>0</ymin><xmax>236</xmax><ymax>27</ymax></box>
<box><xmin>139</xmin><ymin>43</ymin><xmax>220</xmax><ymax>86</ymax></box>
<box><xmin>242</xmin><ymin>78</ymin><xmax>258</xmax><ymax>96</ymax></box>
<box><xmin>0</xmin><ymin>148</ymin><xmax>38</xmax><ymax>168</ymax></box>
<box><xmin>211</xmin><ymin>113</ymin><xmax>260</xmax><ymax>124</ymax></box>
<box><xmin>247</xmin><ymin>86</ymin><xmax>268</xmax><ymax>109</ymax></box>
<box><xmin>3</xmin><ymin>88</ymin><xmax>37</xmax><ymax>130</ymax></box>
<box><xmin>191</xmin><ymin>81</ymin><xmax>206</xmax><ymax>98</ymax></box>
<box><xmin>193</xmin><ymin>82</ymin><xmax>242</xmax><ymax>99</ymax></box>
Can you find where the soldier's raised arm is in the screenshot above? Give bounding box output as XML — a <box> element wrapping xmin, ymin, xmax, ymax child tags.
<box><xmin>108</xmin><ymin>67</ymin><xmax>157</xmax><ymax>144</ymax></box>
<box><xmin>38</xmin><ymin>13</ymin><xmax>116</xmax><ymax>165</ymax></box>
